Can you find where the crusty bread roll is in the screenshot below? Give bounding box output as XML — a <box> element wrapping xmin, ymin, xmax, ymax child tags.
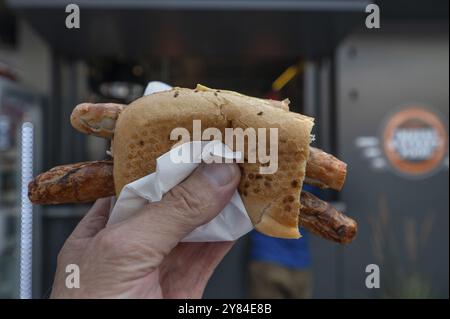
<box><xmin>113</xmin><ymin>85</ymin><xmax>314</xmax><ymax>239</ymax></box>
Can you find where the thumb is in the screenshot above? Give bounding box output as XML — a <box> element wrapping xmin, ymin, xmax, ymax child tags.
<box><xmin>115</xmin><ymin>163</ymin><xmax>241</xmax><ymax>260</ymax></box>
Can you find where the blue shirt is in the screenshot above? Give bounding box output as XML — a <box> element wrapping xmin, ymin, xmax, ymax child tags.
<box><xmin>249</xmin><ymin>185</ymin><xmax>321</xmax><ymax>269</ymax></box>
<box><xmin>250</xmin><ymin>229</ymin><xmax>311</xmax><ymax>269</ymax></box>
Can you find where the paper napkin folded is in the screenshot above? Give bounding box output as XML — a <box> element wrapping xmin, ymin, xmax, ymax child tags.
<box><xmin>107</xmin><ymin>140</ymin><xmax>253</xmax><ymax>241</ymax></box>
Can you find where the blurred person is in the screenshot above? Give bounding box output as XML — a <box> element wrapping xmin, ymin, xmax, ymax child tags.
<box><xmin>247</xmin><ymin>233</ymin><xmax>313</xmax><ymax>299</ymax></box>
<box><xmin>247</xmin><ymin>185</ymin><xmax>319</xmax><ymax>299</ymax></box>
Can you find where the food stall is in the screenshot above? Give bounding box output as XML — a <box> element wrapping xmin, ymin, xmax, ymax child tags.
<box><xmin>1</xmin><ymin>0</ymin><xmax>448</xmax><ymax>298</ymax></box>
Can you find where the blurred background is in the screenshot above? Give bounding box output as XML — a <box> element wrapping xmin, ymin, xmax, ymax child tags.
<box><xmin>0</xmin><ymin>0</ymin><xmax>448</xmax><ymax>299</ymax></box>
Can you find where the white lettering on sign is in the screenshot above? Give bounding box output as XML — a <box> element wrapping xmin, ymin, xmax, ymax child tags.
<box><xmin>389</xmin><ymin>128</ymin><xmax>441</xmax><ymax>160</ymax></box>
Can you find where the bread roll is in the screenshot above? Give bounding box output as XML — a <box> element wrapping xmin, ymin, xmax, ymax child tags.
<box><xmin>113</xmin><ymin>86</ymin><xmax>314</xmax><ymax>239</ymax></box>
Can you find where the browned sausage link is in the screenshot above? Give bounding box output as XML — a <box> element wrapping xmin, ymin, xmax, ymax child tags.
<box><xmin>70</xmin><ymin>103</ymin><xmax>125</xmax><ymax>138</ymax></box>
<box><xmin>70</xmin><ymin>104</ymin><xmax>346</xmax><ymax>190</ymax></box>
<box><xmin>28</xmin><ymin>161</ymin><xmax>356</xmax><ymax>244</ymax></box>
<box><xmin>299</xmin><ymin>191</ymin><xmax>357</xmax><ymax>244</ymax></box>
<box><xmin>69</xmin><ymin>100</ymin><xmax>288</xmax><ymax>137</ymax></box>
<box><xmin>28</xmin><ymin>160</ymin><xmax>115</xmax><ymax>205</ymax></box>
<box><xmin>305</xmin><ymin>147</ymin><xmax>347</xmax><ymax>191</ymax></box>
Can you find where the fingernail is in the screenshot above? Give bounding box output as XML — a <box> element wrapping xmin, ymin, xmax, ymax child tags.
<box><xmin>201</xmin><ymin>163</ymin><xmax>238</xmax><ymax>186</ymax></box>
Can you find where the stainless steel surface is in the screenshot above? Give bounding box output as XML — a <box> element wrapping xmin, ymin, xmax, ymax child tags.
<box><xmin>336</xmin><ymin>22</ymin><xmax>449</xmax><ymax>298</ymax></box>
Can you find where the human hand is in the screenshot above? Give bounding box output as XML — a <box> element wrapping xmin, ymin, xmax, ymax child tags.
<box><xmin>50</xmin><ymin>163</ymin><xmax>240</xmax><ymax>298</ymax></box>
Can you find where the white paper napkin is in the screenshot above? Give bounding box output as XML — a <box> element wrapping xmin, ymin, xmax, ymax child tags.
<box><xmin>107</xmin><ymin>140</ymin><xmax>253</xmax><ymax>241</ymax></box>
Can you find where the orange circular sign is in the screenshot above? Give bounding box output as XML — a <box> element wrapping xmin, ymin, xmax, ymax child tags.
<box><xmin>383</xmin><ymin>107</ymin><xmax>448</xmax><ymax>176</ymax></box>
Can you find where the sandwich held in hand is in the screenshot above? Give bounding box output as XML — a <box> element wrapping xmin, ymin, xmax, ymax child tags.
<box><xmin>29</xmin><ymin>85</ymin><xmax>357</xmax><ymax>243</ymax></box>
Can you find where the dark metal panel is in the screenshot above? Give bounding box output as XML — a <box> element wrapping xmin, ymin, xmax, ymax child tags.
<box><xmin>6</xmin><ymin>0</ymin><xmax>370</xmax><ymax>58</ymax></box>
<box><xmin>336</xmin><ymin>23</ymin><xmax>449</xmax><ymax>298</ymax></box>
<box><xmin>18</xmin><ymin>9</ymin><xmax>361</xmax><ymax>58</ymax></box>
